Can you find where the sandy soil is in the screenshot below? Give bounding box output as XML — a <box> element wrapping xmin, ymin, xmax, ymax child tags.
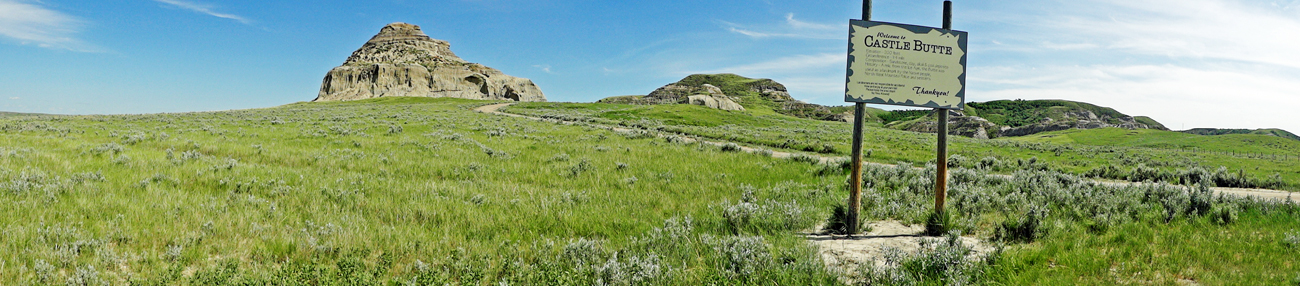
<box><xmin>804</xmin><ymin>221</ymin><xmax>993</xmax><ymax>273</ymax></box>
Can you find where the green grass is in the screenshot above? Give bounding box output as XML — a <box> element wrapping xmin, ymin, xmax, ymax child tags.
<box><xmin>0</xmin><ymin>97</ymin><xmax>844</xmax><ymax>284</ymax></box>
<box><xmin>964</xmin><ymin>99</ymin><xmax>1144</xmax><ymax>128</ymax></box>
<box><xmin>1009</xmin><ymin>128</ymin><xmax>1300</xmax><ymax>186</ymax></box>
<box><xmin>1181</xmin><ymin>128</ymin><xmax>1300</xmax><ymax>141</ymax></box>
<box><xmin>3</xmin><ymin>97</ymin><xmax>1298</xmax><ymax>284</ymax></box>
<box><xmin>505</xmin><ymin>102</ymin><xmax>1300</xmax><ymax>190</ymax></box>
<box><xmin>995</xmin><ymin>211</ymin><xmax>1300</xmax><ymax>284</ymax></box>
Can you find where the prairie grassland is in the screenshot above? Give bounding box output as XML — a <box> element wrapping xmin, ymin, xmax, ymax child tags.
<box><xmin>0</xmin><ymin>97</ymin><xmax>844</xmax><ymax>284</ymax></box>
<box><xmin>0</xmin><ymin>97</ymin><xmax>1296</xmax><ymax>285</ymax></box>
<box><xmin>504</xmin><ymin>102</ymin><xmax>1300</xmax><ymax>191</ymax></box>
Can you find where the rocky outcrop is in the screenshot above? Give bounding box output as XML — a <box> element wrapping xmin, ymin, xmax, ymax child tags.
<box><xmin>998</xmin><ymin>111</ymin><xmax>1155</xmax><ymax>137</ymax></box>
<box><xmin>892</xmin><ymin>110</ymin><xmax>1000</xmax><ymax>139</ymax></box>
<box><xmin>688</xmin><ymin>95</ymin><xmax>744</xmax><ymax>111</ymax></box>
<box><xmin>891</xmin><ymin>107</ymin><xmax>1164</xmax><ymax>139</ymax></box>
<box><xmin>315</xmin><ymin>23</ymin><xmax>545</xmax><ymax>102</ymax></box>
<box><xmin>642</xmin><ymin>83</ymin><xmax>744</xmax><ymax>111</ymax></box>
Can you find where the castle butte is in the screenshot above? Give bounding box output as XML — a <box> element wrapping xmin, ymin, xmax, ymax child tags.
<box><xmin>315</xmin><ymin>23</ymin><xmax>545</xmax><ymax>102</ymax></box>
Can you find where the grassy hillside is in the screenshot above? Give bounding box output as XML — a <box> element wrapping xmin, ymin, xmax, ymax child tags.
<box><xmin>0</xmin><ymin>111</ymin><xmax>40</xmax><ymax>117</ymax></box>
<box><xmin>1182</xmin><ymin>128</ymin><xmax>1300</xmax><ymax>141</ymax></box>
<box><xmin>2</xmin><ymin>97</ymin><xmax>1297</xmax><ymax>284</ymax></box>
<box><xmin>1009</xmin><ymin>128</ymin><xmax>1300</xmax><ymax>153</ymax></box>
<box><xmin>964</xmin><ymin>99</ymin><xmax>1164</xmax><ymax>129</ymax></box>
<box><xmin>0</xmin><ymin>97</ymin><xmax>850</xmax><ymax>284</ymax></box>
<box><xmin>602</xmin><ymin>73</ymin><xmax>888</xmax><ymax>123</ymax></box>
<box><xmin>508</xmin><ymin>102</ymin><xmax>1300</xmax><ymax>190</ymax></box>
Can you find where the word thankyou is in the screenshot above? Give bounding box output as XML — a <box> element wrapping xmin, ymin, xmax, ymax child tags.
<box><xmin>912</xmin><ymin>86</ymin><xmax>949</xmax><ymax>97</ymax></box>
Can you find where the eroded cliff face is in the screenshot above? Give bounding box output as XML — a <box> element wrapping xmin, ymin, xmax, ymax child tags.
<box><xmin>315</xmin><ymin>23</ymin><xmax>545</xmax><ymax>102</ymax></box>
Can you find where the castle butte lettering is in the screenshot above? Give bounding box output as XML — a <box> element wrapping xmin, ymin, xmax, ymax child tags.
<box><xmin>862</xmin><ymin>35</ymin><xmax>954</xmax><ymax>55</ymax></box>
<box><xmin>913</xmin><ymin>86</ymin><xmax>949</xmax><ymax>97</ymax></box>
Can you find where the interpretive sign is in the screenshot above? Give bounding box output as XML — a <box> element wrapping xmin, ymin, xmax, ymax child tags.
<box><xmin>844</xmin><ymin>20</ymin><xmax>967</xmax><ymax>110</ymax></box>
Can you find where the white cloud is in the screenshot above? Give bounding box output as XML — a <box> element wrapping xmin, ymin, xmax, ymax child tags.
<box><xmin>153</xmin><ymin>0</ymin><xmax>251</xmax><ymax>24</ymax></box>
<box><xmin>1052</xmin><ymin>0</ymin><xmax>1300</xmax><ymax>69</ymax></box>
<box><xmin>964</xmin><ymin>0</ymin><xmax>1300</xmax><ymax>133</ymax></box>
<box><xmin>532</xmin><ymin>64</ymin><xmax>552</xmax><ymax>73</ymax></box>
<box><xmin>692</xmin><ymin>53</ymin><xmax>843</xmax><ymax>75</ymax></box>
<box><xmin>1040</xmin><ymin>41</ymin><xmax>1099</xmax><ymax>50</ymax></box>
<box><xmin>784</xmin><ymin>13</ymin><xmax>837</xmax><ymax>31</ymax></box>
<box><xmin>0</xmin><ymin>0</ymin><xmax>95</xmax><ymax>51</ymax></box>
<box><xmin>777</xmin><ymin>76</ymin><xmax>846</xmax><ymax>103</ymax></box>
<box><xmin>8</xmin><ymin>97</ymin><xmax>18</xmax><ymax>100</ymax></box>
<box><xmin>969</xmin><ymin>64</ymin><xmax>1300</xmax><ymax>133</ymax></box>
<box><xmin>721</xmin><ymin>13</ymin><xmax>841</xmax><ymax>40</ymax></box>
<box><xmin>682</xmin><ymin>53</ymin><xmax>847</xmax><ymax>104</ymax></box>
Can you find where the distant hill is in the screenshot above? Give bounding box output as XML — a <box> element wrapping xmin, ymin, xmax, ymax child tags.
<box><xmin>966</xmin><ymin>100</ymin><xmax>1167</xmax><ymax>130</ymax></box>
<box><xmin>880</xmin><ymin>99</ymin><xmax>1166</xmax><ymax>139</ymax></box>
<box><xmin>1182</xmin><ymin>128</ymin><xmax>1300</xmax><ymax>141</ymax></box>
<box><xmin>0</xmin><ymin>111</ymin><xmax>39</xmax><ymax>117</ymax></box>
<box><xmin>599</xmin><ymin>74</ymin><xmax>879</xmax><ymax>122</ymax></box>
<box><xmin>599</xmin><ymin>77</ymin><xmax>1171</xmax><ymax>139</ymax></box>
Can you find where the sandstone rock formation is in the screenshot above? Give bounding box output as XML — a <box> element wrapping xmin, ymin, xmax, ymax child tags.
<box><xmin>893</xmin><ymin>110</ymin><xmax>1000</xmax><ymax>139</ymax></box>
<box><xmin>315</xmin><ymin>23</ymin><xmax>545</xmax><ymax>102</ymax></box>
<box><xmin>646</xmin><ymin>84</ymin><xmax>744</xmax><ymax>111</ymax></box>
<box><xmin>891</xmin><ymin>107</ymin><xmax>1164</xmax><ymax>139</ymax></box>
<box><xmin>997</xmin><ymin>110</ymin><xmax>1155</xmax><ymax>137</ymax></box>
<box><xmin>597</xmin><ymin>73</ymin><xmax>860</xmax><ymax>119</ymax></box>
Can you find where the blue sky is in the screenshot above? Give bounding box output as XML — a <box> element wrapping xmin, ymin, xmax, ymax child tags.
<box><xmin>1</xmin><ymin>0</ymin><xmax>1298</xmax><ymax>133</ymax></box>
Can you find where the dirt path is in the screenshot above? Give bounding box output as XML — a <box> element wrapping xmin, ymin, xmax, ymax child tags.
<box><xmin>475</xmin><ymin>103</ymin><xmax>1297</xmax><ymax>203</ymax></box>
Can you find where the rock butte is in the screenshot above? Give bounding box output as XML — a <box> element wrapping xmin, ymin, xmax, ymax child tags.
<box><xmin>315</xmin><ymin>22</ymin><xmax>545</xmax><ymax>102</ymax></box>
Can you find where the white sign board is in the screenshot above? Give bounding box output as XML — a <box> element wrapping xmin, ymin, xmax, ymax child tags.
<box><xmin>845</xmin><ymin>20</ymin><xmax>967</xmax><ymax>110</ymax></box>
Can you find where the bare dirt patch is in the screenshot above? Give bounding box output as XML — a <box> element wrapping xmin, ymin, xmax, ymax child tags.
<box><xmin>805</xmin><ymin>220</ymin><xmax>993</xmax><ymax>275</ymax></box>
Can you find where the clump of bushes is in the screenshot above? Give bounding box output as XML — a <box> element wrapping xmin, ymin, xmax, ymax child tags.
<box><xmin>822</xmin><ymin>203</ymin><xmax>866</xmax><ymax>235</ymax></box>
<box><xmin>722</xmin><ymin>187</ymin><xmax>818</xmax><ymax>234</ymax></box>
<box><xmin>1085</xmin><ymin>164</ymin><xmax>1288</xmax><ymax>190</ymax></box>
<box><xmin>720</xmin><ymin>143</ymin><xmax>742</xmax><ymax>152</ymax></box>
<box><xmin>995</xmin><ymin>204</ymin><xmax>1049</xmax><ymax>243</ymax></box>
<box><xmin>924</xmin><ymin>211</ymin><xmax>954</xmax><ymax>236</ymax></box>
<box><xmin>787</xmin><ymin>153</ymin><xmax>820</xmax><ymax>164</ymax></box>
<box><xmin>1283</xmin><ymin>230</ymin><xmax>1300</xmax><ymax>249</ymax></box>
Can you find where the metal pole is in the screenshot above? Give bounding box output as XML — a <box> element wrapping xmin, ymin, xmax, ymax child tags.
<box><xmin>934</xmin><ymin>0</ymin><xmax>952</xmax><ymax>215</ymax></box>
<box><xmin>847</xmin><ymin>0</ymin><xmax>872</xmax><ymax>235</ymax></box>
<box><xmin>944</xmin><ymin>0</ymin><xmax>952</xmax><ymax>30</ymax></box>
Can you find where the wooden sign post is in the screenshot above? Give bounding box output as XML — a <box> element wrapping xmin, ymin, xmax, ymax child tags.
<box><xmin>845</xmin><ymin>0</ymin><xmax>966</xmax><ymax>234</ymax></box>
<box><xmin>934</xmin><ymin>0</ymin><xmax>953</xmax><ymax>216</ymax></box>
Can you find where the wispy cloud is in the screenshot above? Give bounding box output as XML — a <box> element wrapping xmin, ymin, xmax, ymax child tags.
<box><xmin>532</xmin><ymin>64</ymin><xmax>553</xmax><ymax>74</ymax></box>
<box><xmin>692</xmin><ymin>53</ymin><xmax>843</xmax><ymax>75</ymax></box>
<box><xmin>721</xmin><ymin>13</ymin><xmax>841</xmax><ymax>40</ymax></box>
<box><xmin>682</xmin><ymin>53</ymin><xmax>846</xmax><ymax>104</ymax></box>
<box><xmin>1051</xmin><ymin>0</ymin><xmax>1300</xmax><ymax>69</ymax></box>
<box><xmin>783</xmin><ymin>13</ymin><xmax>837</xmax><ymax>30</ymax></box>
<box><xmin>0</xmin><ymin>0</ymin><xmax>96</xmax><ymax>51</ymax></box>
<box><xmin>970</xmin><ymin>63</ymin><xmax>1300</xmax><ymax>133</ymax></box>
<box><xmin>964</xmin><ymin>0</ymin><xmax>1300</xmax><ymax>133</ymax></box>
<box><xmin>153</xmin><ymin>0</ymin><xmax>251</xmax><ymax>24</ymax></box>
